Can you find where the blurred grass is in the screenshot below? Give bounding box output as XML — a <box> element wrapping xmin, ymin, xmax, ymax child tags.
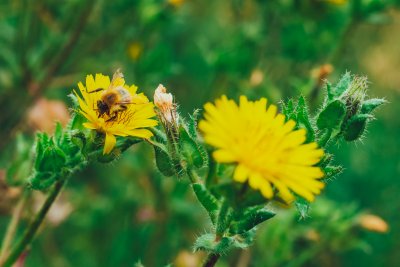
<box><xmin>1</xmin><ymin>0</ymin><xmax>400</xmax><ymax>266</ymax></box>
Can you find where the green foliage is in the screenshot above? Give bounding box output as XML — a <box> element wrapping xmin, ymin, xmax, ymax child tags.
<box><xmin>317</xmin><ymin>100</ymin><xmax>346</xmax><ymax>130</ymax></box>
<box><xmin>342</xmin><ymin>114</ymin><xmax>372</xmax><ymax>141</ymax></box>
<box><xmin>230</xmin><ymin>207</ymin><xmax>275</xmax><ymax>234</ymax></box>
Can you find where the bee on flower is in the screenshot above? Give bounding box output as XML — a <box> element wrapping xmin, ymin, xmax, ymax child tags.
<box><xmin>199</xmin><ymin>95</ymin><xmax>325</xmax><ymax>203</ymax></box>
<box><xmin>74</xmin><ymin>70</ymin><xmax>158</xmax><ymax>154</ymax></box>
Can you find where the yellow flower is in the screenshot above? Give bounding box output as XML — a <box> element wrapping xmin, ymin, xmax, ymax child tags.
<box><xmin>74</xmin><ymin>72</ymin><xmax>158</xmax><ymax>154</ymax></box>
<box><xmin>199</xmin><ymin>95</ymin><xmax>325</xmax><ymax>203</ymax></box>
<box><xmin>324</xmin><ymin>0</ymin><xmax>347</xmax><ymax>5</ymax></box>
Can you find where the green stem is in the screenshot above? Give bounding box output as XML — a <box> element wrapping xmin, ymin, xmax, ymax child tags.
<box><xmin>1</xmin><ymin>179</ymin><xmax>66</xmax><ymax>267</ymax></box>
<box><xmin>202</xmin><ymin>253</ymin><xmax>220</xmax><ymax>267</ymax></box>
<box><xmin>186</xmin><ymin>167</ymin><xmax>200</xmax><ymax>184</ymax></box>
<box><xmin>0</xmin><ymin>192</ymin><xmax>29</xmax><ymax>262</ymax></box>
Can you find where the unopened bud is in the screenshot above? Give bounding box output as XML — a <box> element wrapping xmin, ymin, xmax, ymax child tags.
<box><xmin>154</xmin><ymin>84</ymin><xmax>177</xmax><ymax>124</ymax></box>
<box><xmin>342</xmin><ymin>76</ymin><xmax>368</xmax><ymax>117</ymax></box>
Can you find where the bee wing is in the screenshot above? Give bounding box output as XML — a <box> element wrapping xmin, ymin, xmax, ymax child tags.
<box><xmin>108</xmin><ymin>69</ymin><xmax>124</xmax><ymax>89</ymax></box>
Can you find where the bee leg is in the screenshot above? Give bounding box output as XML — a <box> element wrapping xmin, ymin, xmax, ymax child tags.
<box><xmin>106</xmin><ymin>113</ymin><xmax>118</xmax><ymax>122</ymax></box>
<box><xmin>120</xmin><ymin>105</ymin><xmax>127</xmax><ymax>111</ymax></box>
<box><xmin>87</xmin><ymin>88</ymin><xmax>105</xmax><ymax>94</ymax></box>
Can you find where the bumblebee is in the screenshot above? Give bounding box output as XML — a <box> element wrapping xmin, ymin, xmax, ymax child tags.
<box><xmin>88</xmin><ymin>70</ymin><xmax>132</xmax><ymax>121</ymax></box>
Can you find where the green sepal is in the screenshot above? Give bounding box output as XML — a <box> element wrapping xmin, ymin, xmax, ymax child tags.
<box><xmin>317</xmin><ymin>100</ymin><xmax>346</xmax><ymax>130</ymax></box>
<box><xmin>360</xmin><ymin>98</ymin><xmax>386</xmax><ymax>114</ymax></box>
<box><xmin>70</xmin><ymin>131</ymin><xmax>87</xmax><ymax>151</ymax></box>
<box><xmin>281</xmin><ymin>99</ymin><xmax>296</xmax><ymax>121</ymax></box>
<box><xmin>295</xmin><ymin>197</ymin><xmax>310</xmax><ymax>220</ymax></box>
<box><xmin>318</xmin><ymin>153</ymin><xmax>333</xmax><ymax>168</ymax></box>
<box><xmin>296</xmin><ymin>96</ymin><xmax>315</xmax><ymax>141</ymax></box>
<box><xmin>192</xmin><ymin>183</ymin><xmax>219</xmax><ymax>224</ymax></box>
<box><xmin>154</xmin><ymin>143</ymin><xmax>175</xmax><ymax>177</ymax></box>
<box><xmin>342</xmin><ymin>114</ymin><xmax>372</xmax><ymax>141</ymax></box>
<box><xmin>179</xmin><ymin>126</ymin><xmax>204</xmax><ymax>169</ymax></box>
<box><xmin>230</xmin><ymin>207</ymin><xmax>275</xmax><ymax>234</ymax></box>
<box><xmin>324</xmin><ymin>165</ymin><xmax>344</xmax><ymax>179</ymax></box>
<box><xmin>68</xmin><ymin>112</ymin><xmax>87</xmax><ymax>132</ymax></box>
<box><xmin>330</xmin><ymin>72</ymin><xmax>351</xmax><ymax>100</ymax></box>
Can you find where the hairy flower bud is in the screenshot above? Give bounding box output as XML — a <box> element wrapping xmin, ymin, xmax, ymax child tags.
<box><xmin>342</xmin><ymin>76</ymin><xmax>368</xmax><ymax>117</ymax></box>
<box><xmin>154</xmin><ymin>84</ymin><xmax>178</xmax><ymax>124</ymax></box>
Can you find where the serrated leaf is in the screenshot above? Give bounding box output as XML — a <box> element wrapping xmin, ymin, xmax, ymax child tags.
<box><xmin>360</xmin><ymin>98</ymin><xmax>386</xmax><ymax>114</ymax></box>
<box><xmin>282</xmin><ymin>99</ymin><xmax>295</xmax><ymax>121</ymax></box>
<box><xmin>296</xmin><ymin>96</ymin><xmax>315</xmax><ymax>141</ymax></box>
<box><xmin>317</xmin><ymin>100</ymin><xmax>346</xmax><ymax>130</ymax></box>
<box><xmin>343</xmin><ymin>114</ymin><xmax>372</xmax><ymax>141</ymax></box>
<box><xmin>230</xmin><ymin>207</ymin><xmax>275</xmax><ymax>234</ymax></box>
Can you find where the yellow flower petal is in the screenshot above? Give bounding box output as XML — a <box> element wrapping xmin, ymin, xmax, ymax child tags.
<box><xmin>74</xmin><ymin>71</ymin><xmax>158</xmax><ymax>154</ymax></box>
<box><xmin>200</xmin><ymin>95</ymin><xmax>325</xmax><ymax>202</ymax></box>
<box><xmin>103</xmin><ymin>132</ymin><xmax>116</xmax><ymax>154</ymax></box>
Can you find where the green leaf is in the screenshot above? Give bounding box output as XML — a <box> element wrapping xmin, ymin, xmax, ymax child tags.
<box><xmin>179</xmin><ymin>126</ymin><xmax>204</xmax><ymax>169</ymax></box>
<box><xmin>296</xmin><ymin>96</ymin><xmax>315</xmax><ymax>141</ymax></box>
<box><xmin>317</xmin><ymin>100</ymin><xmax>346</xmax><ymax>130</ymax></box>
<box><xmin>331</xmin><ymin>72</ymin><xmax>351</xmax><ymax>99</ymax></box>
<box><xmin>154</xmin><ymin>144</ymin><xmax>175</xmax><ymax>177</ymax></box>
<box><xmin>188</xmin><ymin>109</ymin><xmax>200</xmax><ymax>138</ymax></box>
<box><xmin>343</xmin><ymin>114</ymin><xmax>372</xmax><ymax>141</ymax></box>
<box><xmin>192</xmin><ymin>183</ymin><xmax>219</xmax><ymax>223</ymax></box>
<box><xmin>230</xmin><ymin>207</ymin><xmax>275</xmax><ymax>234</ymax></box>
<box><xmin>281</xmin><ymin>99</ymin><xmax>295</xmax><ymax>121</ymax></box>
<box><xmin>360</xmin><ymin>98</ymin><xmax>386</xmax><ymax>114</ymax></box>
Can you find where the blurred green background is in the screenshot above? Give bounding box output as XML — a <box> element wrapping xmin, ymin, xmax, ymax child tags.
<box><xmin>1</xmin><ymin>0</ymin><xmax>399</xmax><ymax>266</ymax></box>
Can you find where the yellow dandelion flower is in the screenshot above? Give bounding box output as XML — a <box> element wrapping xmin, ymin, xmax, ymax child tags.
<box><xmin>199</xmin><ymin>95</ymin><xmax>325</xmax><ymax>203</ymax></box>
<box><xmin>74</xmin><ymin>71</ymin><xmax>158</xmax><ymax>154</ymax></box>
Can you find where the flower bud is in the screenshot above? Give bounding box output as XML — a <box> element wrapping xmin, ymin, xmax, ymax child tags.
<box><xmin>341</xmin><ymin>76</ymin><xmax>368</xmax><ymax>117</ymax></box>
<box><xmin>154</xmin><ymin>84</ymin><xmax>176</xmax><ymax>124</ymax></box>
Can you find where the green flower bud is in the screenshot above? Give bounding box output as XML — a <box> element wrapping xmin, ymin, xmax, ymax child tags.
<box><xmin>37</xmin><ymin>145</ymin><xmax>67</xmax><ymax>173</ymax></box>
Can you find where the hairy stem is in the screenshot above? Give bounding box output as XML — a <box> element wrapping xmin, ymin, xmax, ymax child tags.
<box><xmin>1</xmin><ymin>179</ymin><xmax>66</xmax><ymax>267</ymax></box>
<box><xmin>203</xmin><ymin>253</ymin><xmax>220</xmax><ymax>267</ymax></box>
